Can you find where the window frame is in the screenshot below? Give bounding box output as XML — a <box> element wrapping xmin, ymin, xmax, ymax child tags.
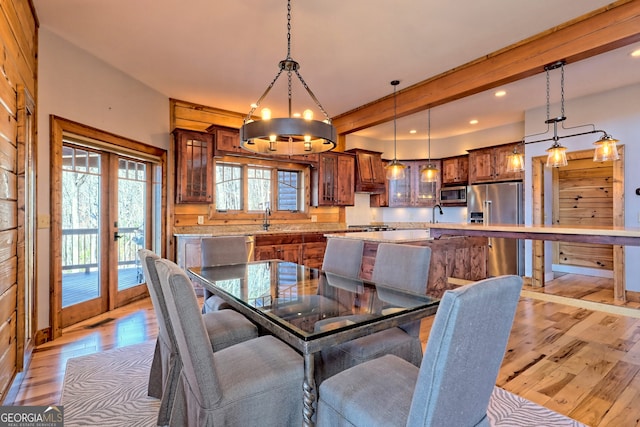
<box><xmin>209</xmin><ymin>156</ymin><xmax>310</xmax><ymax>221</ymax></box>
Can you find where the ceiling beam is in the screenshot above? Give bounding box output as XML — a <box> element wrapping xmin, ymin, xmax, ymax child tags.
<box><xmin>331</xmin><ymin>0</ymin><xmax>640</xmax><ymax>136</ymax></box>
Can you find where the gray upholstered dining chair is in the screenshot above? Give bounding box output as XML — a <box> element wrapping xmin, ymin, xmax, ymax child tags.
<box><xmin>316</xmin><ymin>274</ymin><xmax>523</xmax><ymax>427</ymax></box>
<box><xmin>154</xmin><ymin>257</ymin><xmax>304</xmax><ymax>427</ymax></box>
<box><xmin>200</xmin><ymin>236</ymin><xmax>249</xmax><ymax>313</ymax></box>
<box><xmin>322</xmin><ymin>238</ymin><xmax>364</xmax><ymax>278</ymax></box>
<box><xmin>315</xmin><ymin>243</ymin><xmax>431</xmax><ymax>383</ymax></box>
<box><xmin>138</xmin><ymin>249</ymin><xmax>258</xmax><ymax>426</ymax></box>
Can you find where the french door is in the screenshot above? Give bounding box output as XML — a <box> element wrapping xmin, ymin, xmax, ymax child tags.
<box><xmin>51</xmin><ymin>117</ymin><xmax>166</xmax><ymax>336</ymax></box>
<box><xmin>59</xmin><ymin>143</ymin><xmax>156</xmax><ymax>327</ymax></box>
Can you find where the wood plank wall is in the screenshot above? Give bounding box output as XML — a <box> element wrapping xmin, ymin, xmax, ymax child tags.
<box><xmin>169</xmin><ymin>99</ymin><xmax>342</xmax><ymax>230</ymax></box>
<box><xmin>0</xmin><ymin>0</ymin><xmax>37</xmax><ymax>402</ymax></box>
<box><xmin>553</xmin><ymin>158</ymin><xmax>614</xmax><ymax>270</ymax></box>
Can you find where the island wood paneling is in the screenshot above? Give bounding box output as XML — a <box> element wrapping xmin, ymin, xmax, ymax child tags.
<box><xmin>359</xmin><ymin>236</ymin><xmax>487</xmax><ymax>298</ymax></box>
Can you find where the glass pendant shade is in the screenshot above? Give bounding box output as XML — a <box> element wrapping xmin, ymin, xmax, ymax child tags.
<box><xmin>545</xmin><ymin>143</ymin><xmax>568</xmax><ymax>168</ymax></box>
<box><xmin>506</xmin><ymin>149</ymin><xmax>525</xmax><ymax>172</ymax></box>
<box><xmin>593</xmin><ymin>135</ymin><xmax>620</xmax><ymax>162</ymax></box>
<box><xmin>385</xmin><ymin>159</ymin><xmax>406</xmax><ymax>180</ymax></box>
<box><xmin>420</xmin><ymin>164</ymin><xmax>438</xmax><ymax>182</ymax></box>
<box><xmin>420</xmin><ymin>109</ymin><xmax>438</xmax><ymax>183</ymax></box>
<box><xmin>386</xmin><ymin>80</ymin><xmax>405</xmax><ymax>181</ymax></box>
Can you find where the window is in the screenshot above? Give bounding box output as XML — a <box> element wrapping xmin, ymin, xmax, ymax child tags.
<box><xmin>248</xmin><ymin>166</ymin><xmax>271</xmax><ymax>211</ymax></box>
<box><xmin>215</xmin><ymin>163</ymin><xmax>242</xmax><ymax>210</ymax></box>
<box><xmin>213</xmin><ymin>158</ymin><xmax>308</xmax><ymax>219</ymax></box>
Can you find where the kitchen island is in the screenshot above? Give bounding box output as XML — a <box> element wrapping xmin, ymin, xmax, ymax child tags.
<box><xmin>424</xmin><ymin>223</ymin><xmax>640</xmax><ymax>300</ymax></box>
<box><xmin>325</xmin><ymin>229</ymin><xmax>488</xmax><ymax>298</ymax></box>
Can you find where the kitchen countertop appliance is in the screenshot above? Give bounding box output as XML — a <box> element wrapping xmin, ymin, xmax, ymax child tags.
<box><xmin>467</xmin><ymin>182</ymin><xmax>523</xmax><ymax>276</ymax></box>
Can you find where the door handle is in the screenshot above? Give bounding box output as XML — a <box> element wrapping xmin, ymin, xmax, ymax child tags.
<box><xmin>484</xmin><ymin>200</ymin><xmax>493</xmax><ymax>248</ymax></box>
<box><xmin>114</xmin><ymin>232</ymin><xmax>123</xmax><ymax>241</ymax></box>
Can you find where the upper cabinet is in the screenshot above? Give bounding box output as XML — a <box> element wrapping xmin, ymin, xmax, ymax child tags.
<box><xmin>315</xmin><ymin>152</ymin><xmax>355</xmax><ymax>206</ymax></box>
<box><xmin>209</xmin><ymin>125</ymin><xmax>244</xmax><ymax>155</ymax></box>
<box><xmin>174</xmin><ymin>129</ymin><xmax>214</xmax><ymax>204</ymax></box>
<box><xmin>388</xmin><ymin>160</ymin><xmax>441</xmax><ymax>207</ymax></box>
<box><xmin>441</xmin><ymin>155</ymin><xmax>469</xmax><ymax>186</ymax></box>
<box><xmin>468</xmin><ymin>142</ymin><xmax>523</xmax><ymax>184</ymax></box>
<box><xmin>345</xmin><ymin>148</ymin><xmax>386</xmax><ymax>194</ymax></box>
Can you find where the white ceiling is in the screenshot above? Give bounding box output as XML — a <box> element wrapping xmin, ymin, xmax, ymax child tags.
<box><xmin>33</xmin><ymin>0</ymin><xmax>640</xmax><ymax>141</ymax></box>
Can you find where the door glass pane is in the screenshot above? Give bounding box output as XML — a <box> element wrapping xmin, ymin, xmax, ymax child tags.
<box><xmin>61</xmin><ymin>146</ymin><xmax>101</xmax><ymax>308</ymax></box>
<box><xmin>117</xmin><ymin>158</ymin><xmax>147</xmax><ymax>291</ymax></box>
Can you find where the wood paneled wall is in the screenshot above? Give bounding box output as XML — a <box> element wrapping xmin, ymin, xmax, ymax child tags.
<box><xmin>554</xmin><ymin>158</ymin><xmax>614</xmax><ymax>270</ymax></box>
<box><xmin>0</xmin><ymin>0</ymin><xmax>37</xmax><ymax>402</ymax></box>
<box><xmin>168</xmin><ymin>99</ymin><xmax>342</xmax><ymax>230</ymax></box>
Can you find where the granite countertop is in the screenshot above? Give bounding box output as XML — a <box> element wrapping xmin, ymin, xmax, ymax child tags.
<box><xmin>173</xmin><ymin>222</ymin><xmax>436</xmax><ymax>238</ymax></box>
<box><xmin>324</xmin><ymin>229</ymin><xmax>434</xmax><ymax>243</ymax></box>
<box><xmin>174</xmin><ymin>223</ymin><xmax>354</xmax><ymax>237</ymax></box>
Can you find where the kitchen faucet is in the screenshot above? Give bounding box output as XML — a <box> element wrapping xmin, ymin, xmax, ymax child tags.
<box><xmin>263</xmin><ymin>206</ymin><xmax>271</xmax><ymax>231</ymax></box>
<box><xmin>432</xmin><ymin>204</ymin><xmax>443</xmax><ymax>223</ymax></box>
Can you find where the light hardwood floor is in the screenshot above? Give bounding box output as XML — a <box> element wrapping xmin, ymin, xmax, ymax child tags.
<box><xmin>7</xmin><ymin>274</ymin><xmax>640</xmax><ymax>426</ymax></box>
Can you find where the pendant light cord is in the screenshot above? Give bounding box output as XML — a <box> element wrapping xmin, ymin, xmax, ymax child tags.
<box><xmin>393</xmin><ymin>82</ymin><xmax>398</xmax><ymax>160</ymax></box>
<box><xmin>427</xmin><ymin>109</ymin><xmax>431</xmax><ymax>162</ymax></box>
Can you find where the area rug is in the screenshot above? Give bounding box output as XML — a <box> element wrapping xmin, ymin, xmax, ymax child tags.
<box><xmin>61</xmin><ymin>341</ymin><xmax>586</xmax><ymax>426</ymax></box>
<box><xmin>61</xmin><ymin>341</ymin><xmax>159</xmax><ymax>426</ymax></box>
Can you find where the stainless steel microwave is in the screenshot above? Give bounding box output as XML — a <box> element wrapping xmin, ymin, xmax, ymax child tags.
<box><xmin>440</xmin><ymin>185</ymin><xmax>467</xmax><ymax>205</ymax></box>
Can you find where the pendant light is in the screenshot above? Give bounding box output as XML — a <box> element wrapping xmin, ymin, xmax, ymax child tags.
<box><xmin>593</xmin><ymin>134</ymin><xmax>620</xmax><ymax>162</ymax></box>
<box><xmin>420</xmin><ymin>109</ymin><xmax>438</xmax><ymax>183</ymax></box>
<box><xmin>522</xmin><ymin>60</ymin><xmax>619</xmax><ymax>168</ymax></box>
<box><xmin>543</xmin><ymin>62</ymin><xmax>568</xmax><ymax>168</ymax></box>
<box><xmin>506</xmin><ymin>143</ymin><xmax>525</xmax><ymax>173</ymax></box>
<box><xmin>385</xmin><ymin>80</ymin><xmax>406</xmax><ymax>180</ymax></box>
<box><xmin>239</xmin><ymin>0</ymin><xmax>336</xmax><ymax>155</ymax></box>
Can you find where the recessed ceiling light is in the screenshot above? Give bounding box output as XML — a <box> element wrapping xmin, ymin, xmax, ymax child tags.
<box><xmin>469</xmin><ymin>119</ymin><xmax>478</xmax><ymax>125</ymax></box>
<box><xmin>494</xmin><ymin>90</ymin><xmax>506</xmax><ymax>97</ymax></box>
<box><xmin>631</xmin><ymin>48</ymin><xmax>640</xmax><ymax>58</ymax></box>
<box><xmin>409</xmin><ymin>129</ymin><xmax>417</xmax><ymax>134</ymax></box>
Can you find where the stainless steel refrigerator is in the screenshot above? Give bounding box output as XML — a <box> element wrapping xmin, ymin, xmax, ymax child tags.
<box><xmin>467</xmin><ymin>182</ymin><xmax>524</xmax><ymax>277</ymax></box>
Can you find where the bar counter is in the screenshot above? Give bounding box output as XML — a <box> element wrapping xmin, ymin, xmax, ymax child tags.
<box><xmin>424</xmin><ymin>223</ymin><xmax>640</xmax><ymax>246</ymax></box>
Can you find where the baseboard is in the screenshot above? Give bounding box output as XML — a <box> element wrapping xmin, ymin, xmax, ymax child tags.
<box><xmin>34</xmin><ymin>327</ymin><xmax>51</xmax><ymax>346</ymax></box>
<box><xmin>626</xmin><ymin>290</ymin><xmax>640</xmax><ymax>303</ymax></box>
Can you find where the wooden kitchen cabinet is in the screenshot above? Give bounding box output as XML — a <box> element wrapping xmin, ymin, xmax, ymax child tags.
<box><xmin>174</xmin><ymin>129</ymin><xmax>214</xmax><ymax>204</ymax></box>
<box><xmin>441</xmin><ymin>155</ymin><xmax>469</xmax><ymax>185</ymax></box>
<box><xmin>468</xmin><ymin>142</ymin><xmax>523</xmax><ymax>183</ymax></box>
<box><xmin>208</xmin><ymin>125</ymin><xmax>244</xmax><ymax>156</ymax></box>
<box><xmin>254</xmin><ymin>233</ymin><xmax>327</xmax><ymax>267</ymax></box>
<box><xmin>316</xmin><ymin>152</ymin><xmax>355</xmax><ymax>206</ymax></box>
<box><xmin>345</xmin><ymin>148</ymin><xmax>386</xmax><ymax>194</ymax></box>
<box><xmin>388</xmin><ymin>160</ymin><xmax>441</xmax><ymax>207</ymax></box>
<box><xmin>254</xmin><ymin>243</ymin><xmax>302</xmax><ymax>264</ymax></box>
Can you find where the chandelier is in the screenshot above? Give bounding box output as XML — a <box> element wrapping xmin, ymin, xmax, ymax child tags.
<box><xmin>239</xmin><ymin>0</ymin><xmax>336</xmax><ymax>155</ymax></box>
<box><xmin>522</xmin><ymin>60</ymin><xmax>619</xmax><ymax>168</ymax></box>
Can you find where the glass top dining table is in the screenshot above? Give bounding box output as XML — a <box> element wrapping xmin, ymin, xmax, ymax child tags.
<box><xmin>188</xmin><ymin>260</ymin><xmax>440</xmax><ymax>427</ymax></box>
